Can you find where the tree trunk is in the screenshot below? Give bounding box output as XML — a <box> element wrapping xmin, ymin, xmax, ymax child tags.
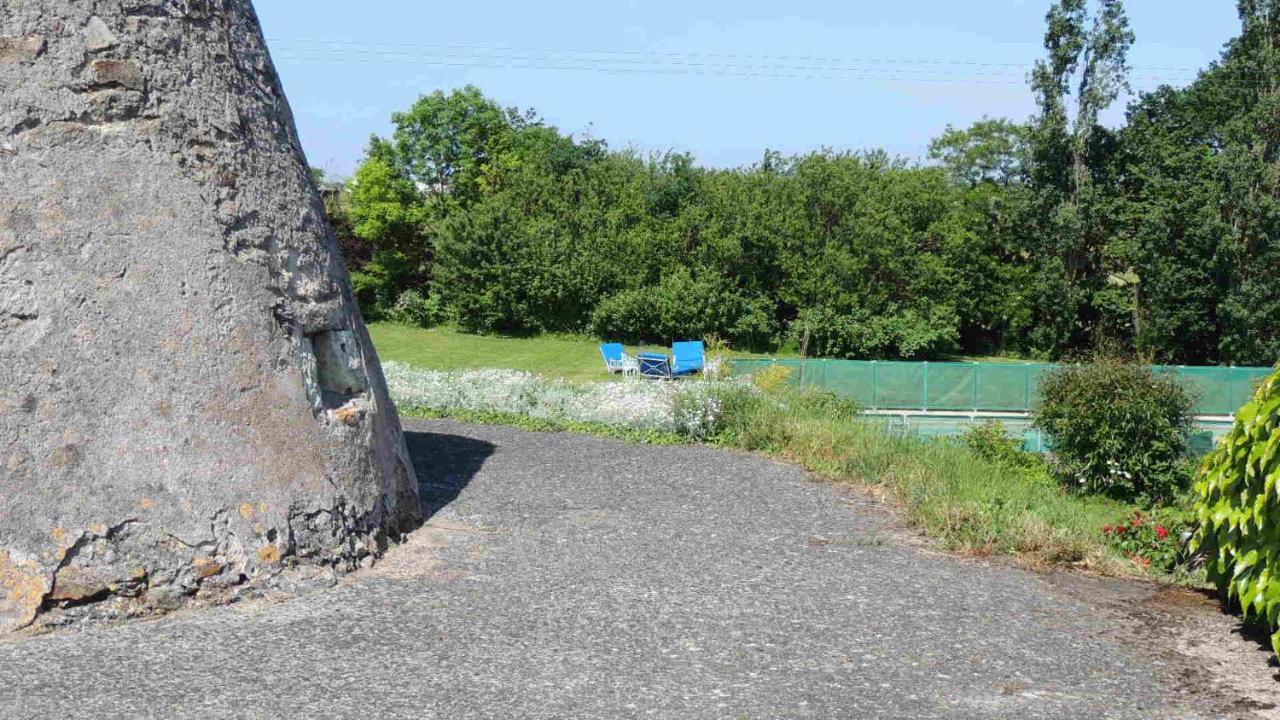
<box><xmin>0</xmin><ymin>0</ymin><xmax>420</xmax><ymax>630</ymax></box>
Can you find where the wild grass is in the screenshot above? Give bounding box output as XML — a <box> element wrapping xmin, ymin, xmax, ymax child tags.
<box><xmin>706</xmin><ymin>382</ymin><xmax>1133</xmax><ymax>571</ymax></box>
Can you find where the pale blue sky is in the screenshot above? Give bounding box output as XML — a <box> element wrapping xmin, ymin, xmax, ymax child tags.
<box><xmin>254</xmin><ymin>1</ymin><xmax>1242</xmax><ymax>177</ymax></box>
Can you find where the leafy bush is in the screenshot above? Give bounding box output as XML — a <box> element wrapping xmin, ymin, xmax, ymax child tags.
<box><xmin>588</xmin><ymin>269</ymin><xmax>777</xmax><ymax>349</ymax></box>
<box><xmin>1102</xmin><ymin>508</ymin><xmax>1192</xmax><ymax>574</ymax></box>
<box><xmin>964</xmin><ymin>421</ymin><xmax>1030</xmax><ymax>467</ymax></box>
<box><xmin>389</xmin><ymin>289</ymin><xmax>445</xmax><ymax>328</ymax></box>
<box><xmin>789</xmin><ymin>305</ymin><xmax>960</xmax><ymax>360</ymax></box>
<box><xmin>785</xmin><ymin>387</ymin><xmax>860</xmax><ymax>421</ymax></box>
<box><xmin>703</xmin><ymin>334</ymin><xmax>733</xmax><ymax>379</ymax></box>
<box><xmin>349</xmin><ymin>270</ymin><xmax>389</xmax><ymax>321</ymax></box>
<box><xmin>706</xmin><ymin>379</ymin><xmax>857</xmax><ymax>454</ymax></box>
<box><xmin>1190</xmin><ymin>367</ymin><xmax>1280</xmax><ymax>654</ymax></box>
<box><xmin>1033</xmin><ymin>359</ymin><xmax>1195</xmax><ymax>503</ymax></box>
<box><xmin>431</xmin><ymin>199</ymin><xmax>542</xmax><ymax>334</ymax></box>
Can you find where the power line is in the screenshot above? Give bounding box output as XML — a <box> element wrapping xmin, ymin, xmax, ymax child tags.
<box><xmin>264</xmin><ymin>38</ymin><xmax>1269</xmax><ymax>90</ymax></box>
<box><xmin>265</xmin><ymin>36</ymin><xmax>1214</xmax><ymax>74</ymax></box>
<box><xmin>272</xmin><ymin>52</ymin><xmax>1030</xmax><ymax>85</ymax></box>
<box><xmin>274</xmin><ymin>47</ymin><xmax>1039</xmax><ymax>81</ymax></box>
<box><xmin>269</xmin><ymin>52</ymin><xmax>1276</xmax><ymax>92</ymax></box>
<box><xmin>270</xmin><ymin>50</ymin><xmax>1235</xmax><ymax>89</ymax></box>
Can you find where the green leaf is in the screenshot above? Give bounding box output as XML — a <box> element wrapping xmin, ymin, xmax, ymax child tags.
<box><xmin>1235</xmin><ymin>549</ymin><xmax>1261</xmax><ymax>577</ymax></box>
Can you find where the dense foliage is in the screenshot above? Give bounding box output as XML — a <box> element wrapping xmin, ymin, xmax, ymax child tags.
<box><xmin>1034</xmin><ymin>358</ymin><xmax>1195</xmax><ymax>503</ymax></box>
<box><xmin>1191</xmin><ymin>367</ymin><xmax>1280</xmax><ymax>654</ymax></box>
<box><xmin>1116</xmin><ymin>2</ymin><xmax>1280</xmax><ymax>364</ymax></box>
<box><xmin>328</xmin><ymin>1</ymin><xmax>1279</xmax><ymax>366</ymax></box>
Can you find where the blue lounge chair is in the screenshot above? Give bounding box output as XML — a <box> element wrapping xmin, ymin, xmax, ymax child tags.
<box><xmin>671</xmin><ymin>341</ymin><xmax>705</xmax><ymax>376</ymax></box>
<box><xmin>599</xmin><ymin>343</ymin><xmax>639</xmax><ymax>375</ymax></box>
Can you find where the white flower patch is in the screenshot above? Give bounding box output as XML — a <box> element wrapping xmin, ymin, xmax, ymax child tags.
<box><xmin>382</xmin><ymin>363</ymin><xmax>745</xmax><ymax>438</ymax></box>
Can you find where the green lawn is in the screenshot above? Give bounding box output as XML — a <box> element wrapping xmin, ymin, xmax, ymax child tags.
<box><xmin>368</xmin><ymin>322</ymin><xmax>785</xmax><ymax>382</ymax></box>
<box><xmin>366</xmin><ymin>322</ymin><xmax>1037</xmax><ymax>380</ymax></box>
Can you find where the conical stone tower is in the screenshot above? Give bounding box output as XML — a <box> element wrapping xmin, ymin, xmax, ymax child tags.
<box><xmin>0</xmin><ymin>1</ymin><xmax>420</xmax><ymax>629</ymax></box>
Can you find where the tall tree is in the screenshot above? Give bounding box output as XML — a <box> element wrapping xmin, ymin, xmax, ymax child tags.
<box><xmin>1071</xmin><ymin>0</ymin><xmax>1133</xmax><ymax>194</ymax></box>
<box><xmin>389</xmin><ymin>85</ymin><xmax>526</xmax><ymax>206</ymax></box>
<box><xmin>1029</xmin><ymin>0</ymin><xmax>1132</xmax><ymax>199</ymax></box>
<box><xmin>1026</xmin><ymin>0</ymin><xmax>1134</xmax><ymax>354</ymax></box>
<box><xmin>1029</xmin><ymin>0</ymin><xmax>1088</xmax><ymax>195</ymax></box>
<box><xmin>344</xmin><ymin>88</ymin><xmax>537</xmax><ymax>317</ymax></box>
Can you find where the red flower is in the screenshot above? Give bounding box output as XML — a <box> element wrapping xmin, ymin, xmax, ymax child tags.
<box><xmin>1102</xmin><ymin>525</ymin><xmax>1114</xmax><ymax>534</ymax></box>
<box><xmin>1131</xmin><ymin>515</ymin><xmax>1144</xmax><ymax>527</ymax></box>
<box><xmin>1155</xmin><ymin>525</ymin><xmax>1169</xmax><ymax>540</ymax></box>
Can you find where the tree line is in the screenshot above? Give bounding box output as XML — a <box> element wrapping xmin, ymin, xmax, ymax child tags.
<box><xmin>321</xmin><ymin>0</ymin><xmax>1280</xmax><ymax>365</ymax></box>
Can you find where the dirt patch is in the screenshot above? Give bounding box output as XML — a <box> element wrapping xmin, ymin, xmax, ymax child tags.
<box><xmin>357</xmin><ymin>518</ymin><xmax>493</xmax><ymax>582</ymax></box>
<box><xmin>1147</xmin><ymin>585</ymin><xmax>1223</xmax><ymax>614</ymax></box>
<box><xmin>1041</xmin><ymin>572</ymin><xmax>1280</xmax><ymax>719</ymax></box>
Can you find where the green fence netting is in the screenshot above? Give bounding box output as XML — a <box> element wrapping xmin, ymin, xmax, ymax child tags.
<box><xmin>862</xmin><ymin>413</ymin><xmax>1233</xmax><ymax>457</ymax></box>
<box><xmin>731</xmin><ymin>359</ymin><xmax>1273</xmax><ymax>417</ymax></box>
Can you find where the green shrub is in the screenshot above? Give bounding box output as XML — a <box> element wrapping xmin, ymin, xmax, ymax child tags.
<box><xmin>390</xmin><ymin>289</ymin><xmax>445</xmax><ymax>328</ymax></box>
<box><xmin>1190</xmin><ymin>367</ymin><xmax>1280</xmax><ymax>654</ymax></box>
<box><xmin>962</xmin><ymin>421</ymin><xmax>1056</xmax><ymax>487</ymax></box>
<box><xmin>788</xmin><ymin>305</ymin><xmax>960</xmax><ymax>360</ymax></box>
<box><xmin>964</xmin><ymin>421</ymin><xmax>1031</xmax><ymax>468</ymax></box>
<box><xmin>706</xmin><ymin>381</ymin><xmax>857</xmax><ymax>454</ymax></box>
<box><xmin>587</xmin><ymin>269</ymin><xmax>777</xmax><ymax>350</ymax></box>
<box><xmin>702</xmin><ymin>334</ymin><xmax>733</xmax><ymax>379</ymax></box>
<box><xmin>704</xmin><ymin>383</ymin><xmax>780</xmax><ymax>452</ymax></box>
<box><xmin>1033</xmin><ymin>359</ymin><xmax>1195</xmax><ymax>503</ymax></box>
<box><xmin>349</xmin><ymin>269</ymin><xmax>389</xmax><ymax>321</ymax></box>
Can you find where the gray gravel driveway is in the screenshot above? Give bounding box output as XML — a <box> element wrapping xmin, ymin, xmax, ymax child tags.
<box><xmin>1</xmin><ymin>419</ymin><xmax>1272</xmax><ymax>719</ymax></box>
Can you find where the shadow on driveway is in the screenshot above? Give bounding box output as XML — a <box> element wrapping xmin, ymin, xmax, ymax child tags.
<box><xmin>403</xmin><ymin>430</ymin><xmax>496</xmax><ymax>519</ymax></box>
